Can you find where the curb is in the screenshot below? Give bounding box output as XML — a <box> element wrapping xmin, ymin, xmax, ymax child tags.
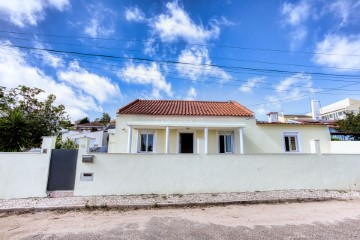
<box><xmin>0</xmin><ymin>196</ymin><xmax>341</xmax><ymax>214</ymax></box>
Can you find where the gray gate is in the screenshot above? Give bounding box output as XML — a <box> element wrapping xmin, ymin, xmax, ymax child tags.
<box><xmin>47</xmin><ymin>149</ymin><xmax>78</xmax><ymax>191</ymax></box>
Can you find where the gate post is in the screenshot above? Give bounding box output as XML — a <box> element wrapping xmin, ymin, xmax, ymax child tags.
<box><xmin>41</xmin><ymin>136</ymin><xmax>56</xmax><ymax>154</ymax></box>
<box><xmin>79</xmin><ymin>137</ymin><xmax>90</xmax><ymax>155</ymax></box>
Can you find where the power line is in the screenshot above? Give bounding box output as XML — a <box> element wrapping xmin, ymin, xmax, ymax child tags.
<box><xmin>2</xmin><ymin>34</ymin><xmax>360</xmax><ymax>72</ymax></box>
<box><xmin>248</xmin><ymin>82</ymin><xmax>360</xmax><ymax>107</ymax></box>
<box><xmin>2</xmin><ymin>43</ymin><xmax>360</xmax><ymax>80</ymax></box>
<box><xmin>2</xmin><ymin>46</ymin><xmax>360</xmax><ymax>94</ymax></box>
<box><xmin>2</xmin><ymin>29</ymin><xmax>360</xmax><ymax>57</ymax></box>
<box><xmin>2</xmin><ymin>46</ymin><xmax>360</xmax><ymax>98</ymax></box>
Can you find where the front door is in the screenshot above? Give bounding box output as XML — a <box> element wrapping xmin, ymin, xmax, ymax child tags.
<box><xmin>180</xmin><ymin>133</ymin><xmax>194</xmax><ymax>153</ymax></box>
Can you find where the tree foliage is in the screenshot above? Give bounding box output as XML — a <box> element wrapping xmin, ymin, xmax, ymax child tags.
<box><xmin>0</xmin><ymin>86</ymin><xmax>69</xmax><ymax>151</ymax></box>
<box><xmin>334</xmin><ymin>112</ymin><xmax>360</xmax><ymax>140</ymax></box>
<box><xmin>99</xmin><ymin>112</ymin><xmax>111</xmax><ymax>125</ymax></box>
<box><xmin>56</xmin><ymin>137</ymin><xmax>78</xmax><ymax>149</ymax></box>
<box><xmin>78</xmin><ymin>117</ymin><xmax>90</xmax><ymax>124</ymax></box>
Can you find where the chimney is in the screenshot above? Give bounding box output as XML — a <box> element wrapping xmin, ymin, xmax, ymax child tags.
<box><xmin>311</xmin><ymin>100</ymin><xmax>321</xmax><ymax>121</ymax></box>
<box><xmin>267</xmin><ymin>112</ymin><xmax>278</xmax><ymax>123</ymax></box>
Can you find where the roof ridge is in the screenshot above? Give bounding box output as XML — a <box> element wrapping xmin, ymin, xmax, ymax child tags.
<box><xmin>117</xmin><ymin>99</ymin><xmax>140</xmax><ymax>114</ymax></box>
<box><xmin>136</xmin><ymin>99</ymin><xmax>237</xmax><ymax>104</ymax></box>
<box><xmin>118</xmin><ymin>99</ymin><xmax>254</xmax><ymax>117</ymax></box>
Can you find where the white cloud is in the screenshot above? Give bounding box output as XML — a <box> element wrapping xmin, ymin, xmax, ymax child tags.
<box><xmin>185</xmin><ymin>87</ymin><xmax>197</xmax><ymax>100</ymax></box>
<box><xmin>0</xmin><ymin>0</ymin><xmax>69</xmax><ymax>27</ymax></box>
<box><xmin>255</xmin><ymin>73</ymin><xmax>316</xmax><ymax>117</ymax></box>
<box><xmin>288</xmin><ymin>27</ymin><xmax>307</xmax><ymax>49</ymax></box>
<box><xmin>327</xmin><ymin>0</ymin><xmax>360</xmax><ymax>27</ymax></box>
<box><xmin>118</xmin><ymin>62</ymin><xmax>172</xmax><ymax>98</ymax></box>
<box><xmin>176</xmin><ymin>47</ymin><xmax>232</xmax><ymax>82</ymax></box>
<box><xmin>281</xmin><ymin>0</ymin><xmax>310</xmax><ymax>49</ymax></box>
<box><xmin>313</xmin><ymin>34</ymin><xmax>360</xmax><ymax>70</ymax></box>
<box><xmin>83</xmin><ymin>4</ymin><xmax>116</xmax><ymax>38</ymax></box>
<box><xmin>281</xmin><ymin>1</ymin><xmax>310</xmax><ymax>26</ymax></box>
<box><xmin>275</xmin><ymin>73</ymin><xmax>315</xmax><ymax>98</ymax></box>
<box><xmin>58</xmin><ymin>61</ymin><xmax>121</xmax><ymax>104</ymax></box>
<box><xmin>239</xmin><ymin>77</ymin><xmax>265</xmax><ymax>93</ymax></box>
<box><xmin>0</xmin><ymin>44</ymin><xmax>106</xmax><ymax>120</ymax></box>
<box><xmin>33</xmin><ymin>42</ymin><xmax>63</xmax><ymax>68</ymax></box>
<box><xmin>151</xmin><ymin>1</ymin><xmax>220</xmax><ymax>43</ymax></box>
<box><xmin>125</xmin><ymin>6</ymin><xmax>145</xmax><ymax>22</ymax></box>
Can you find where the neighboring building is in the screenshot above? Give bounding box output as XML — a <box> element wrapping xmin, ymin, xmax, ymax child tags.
<box><xmin>276</xmin><ymin>113</ymin><xmax>313</xmax><ymax>124</ymax></box>
<box><xmin>62</xmin><ymin>121</ymin><xmax>116</xmax><ymax>151</ymax></box>
<box><xmin>320</xmin><ymin>98</ymin><xmax>360</xmax><ymax>120</ymax></box>
<box><xmin>75</xmin><ymin>122</ymin><xmax>105</xmax><ymax>131</ymax></box>
<box><xmin>108</xmin><ymin>99</ymin><xmax>331</xmax><ymax>154</ymax></box>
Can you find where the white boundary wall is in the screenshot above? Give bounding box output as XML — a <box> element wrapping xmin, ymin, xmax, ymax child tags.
<box><xmin>74</xmin><ymin>138</ymin><xmax>360</xmax><ymax>196</ymax></box>
<box><xmin>330</xmin><ymin>141</ymin><xmax>360</xmax><ymax>154</ymax></box>
<box><xmin>0</xmin><ymin>137</ymin><xmax>56</xmax><ymax>199</ymax></box>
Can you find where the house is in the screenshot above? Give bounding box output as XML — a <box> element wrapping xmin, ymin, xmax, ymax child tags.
<box><xmin>62</xmin><ymin>121</ymin><xmax>116</xmax><ymax>151</ymax></box>
<box><xmin>108</xmin><ymin>99</ymin><xmax>331</xmax><ymax>154</ymax></box>
<box><xmin>320</xmin><ymin>98</ymin><xmax>360</xmax><ymax>120</ymax></box>
<box><xmin>75</xmin><ymin>121</ymin><xmax>106</xmax><ymax>131</ymax></box>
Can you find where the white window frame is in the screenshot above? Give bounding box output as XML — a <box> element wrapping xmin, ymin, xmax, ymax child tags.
<box><xmin>283</xmin><ymin>132</ymin><xmax>301</xmax><ymax>153</ymax></box>
<box><xmin>138</xmin><ymin>130</ymin><xmax>155</xmax><ymax>153</ymax></box>
<box><xmin>218</xmin><ymin>131</ymin><xmax>234</xmax><ymax>154</ymax></box>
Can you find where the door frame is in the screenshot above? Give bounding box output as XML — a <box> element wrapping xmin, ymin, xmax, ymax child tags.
<box><xmin>177</xmin><ymin>130</ymin><xmax>196</xmax><ymax>154</ymax></box>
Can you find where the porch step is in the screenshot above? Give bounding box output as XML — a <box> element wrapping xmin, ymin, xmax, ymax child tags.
<box><xmin>48</xmin><ymin>191</ymin><xmax>74</xmax><ymax>198</ymax></box>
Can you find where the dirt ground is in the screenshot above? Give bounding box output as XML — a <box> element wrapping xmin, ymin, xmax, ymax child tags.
<box><xmin>1</xmin><ymin>200</ymin><xmax>360</xmax><ymax>239</ymax></box>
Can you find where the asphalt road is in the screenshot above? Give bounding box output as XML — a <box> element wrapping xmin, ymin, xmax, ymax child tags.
<box><xmin>2</xmin><ymin>200</ymin><xmax>360</xmax><ymax>239</ymax></box>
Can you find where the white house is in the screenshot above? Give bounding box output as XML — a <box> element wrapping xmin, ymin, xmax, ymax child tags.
<box><xmin>321</xmin><ymin>98</ymin><xmax>360</xmax><ymax>120</ymax></box>
<box><xmin>108</xmin><ymin>99</ymin><xmax>331</xmax><ymax>154</ymax></box>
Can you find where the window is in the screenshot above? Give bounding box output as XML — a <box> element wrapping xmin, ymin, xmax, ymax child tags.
<box><xmin>219</xmin><ymin>132</ymin><xmax>233</xmax><ymax>153</ymax></box>
<box><xmin>283</xmin><ymin>132</ymin><xmax>300</xmax><ymax>153</ymax></box>
<box><xmin>140</xmin><ymin>133</ymin><xmax>154</xmax><ymax>153</ymax></box>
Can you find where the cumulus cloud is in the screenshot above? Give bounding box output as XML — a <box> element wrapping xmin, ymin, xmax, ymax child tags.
<box><xmin>118</xmin><ymin>62</ymin><xmax>172</xmax><ymax>98</ymax></box>
<box><xmin>176</xmin><ymin>47</ymin><xmax>231</xmax><ymax>82</ymax></box>
<box><xmin>125</xmin><ymin>6</ymin><xmax>145</xmax><ymax>22</ymax></box>
<box><xmin>185</xmin><ymin>87</ymin><xmax>197</xmax><ymax>100</ymax></box>
<box><xmin>0</xmin><ymin>0</ymin><xmax>70</xmax><ymax>27</ymax></box>
<box><xmin>255</xmin><ymin>73</ymin><xmax>317</xmax><ymax>117</ymax></box>
<box><xmin>0</xmin><ymin>44</ymin><xmax>111</xmax><ymax>120</ymax></box>
<box><xmin>239</xmin><ymin>77</ymin><xmax>265</xmax><ymax>93</ymax></box>
<box><xmin>313</xmin><ymin>34</ymin><xmax>360</xmax><ymax>70</ymax></box>
<box><xmin>150</xmin><ymin>1</ymin><xmax>220</xmax><ymax>43</ymax></box>
<box><xmin>83</xmin><ymin>3</ymin><xmax>116</xmax><ymax>38</ymax></box>
<box><xmin>58</xmin><ymin>61</ymin><xmax>121</xmax><ymax>104</ymax></box>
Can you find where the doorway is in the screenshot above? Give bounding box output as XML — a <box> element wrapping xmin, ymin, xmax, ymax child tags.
<box><xmin>179</xmin><ymin>133</ymin><xmax>194</xmax><ymax>153</ymax></box>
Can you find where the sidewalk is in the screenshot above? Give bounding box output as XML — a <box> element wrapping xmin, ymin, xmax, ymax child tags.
<box><xmin>1</xmin><ymin>190</ymin><xmax>360</xmax><ymax>213</ymax></box>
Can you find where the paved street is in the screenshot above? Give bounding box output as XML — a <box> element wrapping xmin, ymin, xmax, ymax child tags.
<box><xmin>2</xmin><ymin>200</ymin><xmax>360</xmax><ymax>239</ymax></box>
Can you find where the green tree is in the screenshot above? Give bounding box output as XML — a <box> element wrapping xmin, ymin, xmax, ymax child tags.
<box><xmin>78</xmin><ymin>117</ymin><xmax>90</xmax><ymax>124</ymax></box>
<box><xmin>334</xmin><ymin>111</ymin><xmax>360</xmax><ymax>140</ymax></box>
<box><xmin>99</xmin><ymin>112</ymin><xmax>111</xmax><ymax>125</ymax></box>
<box><xmin>56</xmin><ymin>137</ymin><xmax>78</xmax><ymax>149</ymax></box>
<box><xmin>0</xmin><ymin>108</ymin><xmax>32</xmax><ymax>151</ymax></box>
<box><xmin>0</xmin><ymin>86</ymin><xmax>69</xmax><ymax>151</ymax></box>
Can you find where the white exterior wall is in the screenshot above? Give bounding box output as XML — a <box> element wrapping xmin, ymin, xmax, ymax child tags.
<box><xmin>110</xmin><ymin>114</ymin><xmax>331</xmax><ymax>154</ymax></box>
<box><xmin>0</xmin><ymin>137</ymin><xmax>56</xmax><ymax>199</ymax></box>
<box><xmin>74</xmin><ymin>138</ymin><xmax>360</xmax><ymax>196</ymax></box>
<box><xmin>330</xmin><ymin>141</ymin><xmax>360</xmax><ymax>154</ymax></box>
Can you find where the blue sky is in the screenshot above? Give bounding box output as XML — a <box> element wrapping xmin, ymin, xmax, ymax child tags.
<box><xmin>0</xmin><ymin>0</ymin><xmax>360</xmax><ymax>121</ymax></box>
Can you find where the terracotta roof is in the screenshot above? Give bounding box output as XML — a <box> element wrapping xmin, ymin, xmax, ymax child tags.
<box><xmin>118</xmin><ymin>99</ymin><xmax>253</xmax><ymax>117</ymax></box>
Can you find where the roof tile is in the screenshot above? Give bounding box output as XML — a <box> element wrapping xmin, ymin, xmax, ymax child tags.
<box><xmin>118</xmin><ymin>99</ymin><xmax>253</xmax><ymax>117</ymax></box>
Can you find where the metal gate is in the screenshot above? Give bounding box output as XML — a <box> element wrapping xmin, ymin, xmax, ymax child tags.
<box><xmin>47</xmin><ymin>149</ymin><xmax>78</xmax><ymax>191</ymax></box>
